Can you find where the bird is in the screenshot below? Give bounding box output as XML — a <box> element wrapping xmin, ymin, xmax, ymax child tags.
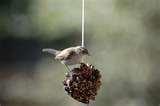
<box><xmin>42</xmin><ymin>46</ymin><xmax>90</xmax><ymax>70</ymax></box>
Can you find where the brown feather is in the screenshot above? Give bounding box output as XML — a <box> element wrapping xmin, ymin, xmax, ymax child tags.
<box><xmin>55</xmin><ymin>48</ymin><xmax>76</xmax><ymax>60</ymax></box>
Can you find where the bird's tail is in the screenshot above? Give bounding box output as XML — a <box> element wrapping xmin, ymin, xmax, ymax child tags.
<box><xmin>42</xmin><ymin>48</ymin><xmax>60</xmax><ymax>56</ymax></box>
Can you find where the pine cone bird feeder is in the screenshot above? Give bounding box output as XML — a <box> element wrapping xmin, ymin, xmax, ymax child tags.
<box><xmin>63</xmin><ymin>63</ymin><xmax>102</xmax><ymax>104</ymax></box>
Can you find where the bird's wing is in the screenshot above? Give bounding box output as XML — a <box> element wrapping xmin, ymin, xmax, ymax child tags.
<box><xmin>42</xmin><ymin>48</ymin><xmax>60</xmax><ymax>55</ymax></box>
<box><xmin>55</xmin><ymin>48</ymin><xmax>76</xmax><ymax>60</ymax></box>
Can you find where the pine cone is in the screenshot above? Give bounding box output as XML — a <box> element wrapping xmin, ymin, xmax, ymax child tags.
<box><xmin>63</xmin><ymin>63</ymin><xmax>102</xmax><ymax>104</ymax></box>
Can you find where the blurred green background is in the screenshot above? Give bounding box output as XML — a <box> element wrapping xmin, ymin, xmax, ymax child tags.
<box><xmin>0</xmin><ymin>0</ymin><xmax>160</xmax><ymax>106</ymax></box>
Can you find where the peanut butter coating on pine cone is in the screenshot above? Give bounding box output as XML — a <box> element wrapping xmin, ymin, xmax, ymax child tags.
<box><xmin>63</xmin><ymin>63</ymin><xmax>102</xmax><ymax>104</ymax></box>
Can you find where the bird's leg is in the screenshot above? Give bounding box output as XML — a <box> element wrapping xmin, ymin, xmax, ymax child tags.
<box><xmin>64</xmin><ymin>64</ymin><xmax>71</xmax><ymax>71</ymax></box>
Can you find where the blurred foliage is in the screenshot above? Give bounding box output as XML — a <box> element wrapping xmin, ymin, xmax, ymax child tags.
<box><xmin>0</xmin><ymin>0</ymin><xmax>160</xmax><ymax>106</ymax></box>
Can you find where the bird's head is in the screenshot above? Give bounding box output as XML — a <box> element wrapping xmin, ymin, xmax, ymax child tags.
<box><xmin>76</xmin><ymin>46</ymin><xmax>90</xmax><ymax>56</ymax></box>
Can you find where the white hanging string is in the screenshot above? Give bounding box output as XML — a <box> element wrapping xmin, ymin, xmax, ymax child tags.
<box><xmin>81</xmin><ymin>0</ymin><xmax>86</xmax><ymax>64</ymax></box>
<box><xmin>81</xmin><ymin>0</ymin><xmax>85</xmax><ymax>47</ymax></box>
<box><xmin>82</xmin><ymin>2</ymin><xmax>90</xmax><ymax>106</ymax></box>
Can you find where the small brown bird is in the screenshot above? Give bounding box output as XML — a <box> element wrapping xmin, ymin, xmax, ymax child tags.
<box><xmin>42</xmin><ymin>46</ymin><xmax>89</xmax><ymax>70</ymax></box>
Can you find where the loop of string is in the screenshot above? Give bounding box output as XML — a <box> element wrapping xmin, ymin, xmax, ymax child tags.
<box><xmin>81</xmin><ymin>0</ymin><xmax>85</xmax><ymax>47</ymax></box>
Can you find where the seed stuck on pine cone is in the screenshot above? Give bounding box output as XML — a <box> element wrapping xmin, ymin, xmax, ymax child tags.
<box><xmin>63</xmin><ymin>63</ymin><xmax>102</xmax><ymax>104</ymax></box>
